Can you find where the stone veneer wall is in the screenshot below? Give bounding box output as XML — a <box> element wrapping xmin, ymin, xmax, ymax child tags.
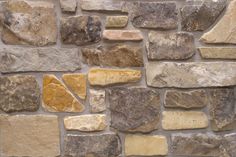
<box><xmin>0</xmin><ymin>0</ymin><xmax>236</xmax><ymax>156</ymax></box>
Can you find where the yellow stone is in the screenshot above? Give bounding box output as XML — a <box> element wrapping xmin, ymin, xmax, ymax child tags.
<box><xmin>125</xmin><ymin>135</ymin><xmax>168</xmax><ymax>156</ymax></box>
<box><xmin>43</xmin><ymin>74</ymin><xmax>84</xmax><ymax>112</ymax></box>
<box><xmin>62</xmin><ymin>73</ymin><xmax>87</xmax><ymax>99</ymax></box>
<box><xmin>88</xmin><ymin>68</ymin><xmax>141</xmax><ymax>86</ymax></box>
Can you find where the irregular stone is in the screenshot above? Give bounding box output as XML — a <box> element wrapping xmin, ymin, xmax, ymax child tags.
<box><xmin>43</xmin><ymin>75</ymin><xmax>84</xmax><ymax>112</ymax></box>
<box><xmin>61</xmin><ymin>15</ymin><xmax>102</xmax><ymax>45</ymax></box>
<box><xmin>200</xmin><ymin>0</ymin><xmax>236</xmax><ymax>44</ymax></box>
<box><xmin>162</xmin><ymin>111</ymin><xmax>208</xmax><ymax>130</ymax></box>
<box><xmin>181</xmin><ymin>0</ymin><xmax>227</xmax><ymax>31</ymax></box>
<box><xmin>89</xmin><ymin>89</ymin><xmax>106</xmax><ymax>113</ymax></box>
<box><xmin>105</xmin><ymin>16</ymin><xmax>128</xmax><ymax>28</ymax></box>
<box><xmin>0</xmin><ymin>47</ymin><xmax>81</xmax><ymax>73</ymax></box>
<box><xmin>199</xmin><ymin>47</ymin><xmax>236</xmax><ymax>59</ymax></box>
<box><xmin>64</xmin><ymin>114</ymin><xmax>107</xmax><ymax>131</ymax></box>
<box><xmin>62</xmin><ymin>74</ymin><xmax>87</xmax><ymax>100</ymax></box>
<box><xmin>60</xmin><ymin>0</ymin><xmax>77</xmax><ymax>13</ymax></box>
<box><xmin>109</xmin><ymin>87</ymin><xmax>160</xmax><ymax>133</ymax></box>
<box><xmin>171</xmin><ymin>133</ymin><xmax>222</xmax><ymax>156</ymax></box>
<box><xmin>82</xmin><ymin>44</ymin><xmax>144</xmax><ymax>67</ymax></box>
<box><xmin>125</xmin><ymin>135</ymin><xmax>168</xmax><ymax>156</ymax></box>
<box><xmin>221</xmin><ymin>133</ymin><xmax>236</xmax><ymax>157</ymax></box>
<box><xmin>103</xmin><ymin>30</ymin><xmax>143</xmax><ymax>41</ymax></box>
<box><xmin>0</xmin><ymin>115</ymin><xmax>60</xmax><ymax>157</ymax></box>
<box><xmin>88</xmin><ymin>68</ymin><xmax>141</xmax><ymax>86</ymax></box>
<box><xmin>64</xmin><ymin>133</ymin><xmax>121</xmax><ymax>157</ymax></box>
<box><xmin>146</xmin><ymin>62</ymin><xmax>236</xmax><ymax>88</ymax></box>
<box><xmin>124</xmin><ymin>2</ymin><xmax>178</xmax><ymax>29</ymax></box>
<box><xmin>164</xmin><ymin>89</ymin><xmax>208</xmax><ymax>109</ymax></box>
<box><xmin>0</xmin><ymin>0</ymin><xmax>57</xmax><ymax>46</ymax></box>
<box><xmin>0</xmin><ymin>75</ymin><xmax>40</xmax><ymax>113</ymax></box>
<box><xmin>147</xmin><ymin>31</ymin><xmax>196</xmax><ymax>60</ymax></box>
<box><xmin>208</xmin><ymin>88</ymin><xmax>235</xmax><ymax>131</ymax></box>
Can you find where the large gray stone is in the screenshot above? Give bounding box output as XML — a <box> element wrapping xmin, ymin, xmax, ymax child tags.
<box><xmin>0</xmin><ymin>47</ymin><xmax>81</xmax><ymax>73</ymax></box>
<box><xmin>109</xmin><ymin>87</ymin><xmax>160</xmax><ymax>133</ymax></box>
<box><xmin>222</xmin><ymin>133</ymin><xmax>236</xmax><ymax>157</ymax></box>
<box><xmin>0</xmin><ymin>75</ymin><xmax>40</xmax><ymax>113</ymax></box>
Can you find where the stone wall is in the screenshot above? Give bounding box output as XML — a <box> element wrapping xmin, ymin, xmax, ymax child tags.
<box><xmin>0</xmin><ymin>0</ymin><xmax>235</xmax><ymax>156</ymax></box>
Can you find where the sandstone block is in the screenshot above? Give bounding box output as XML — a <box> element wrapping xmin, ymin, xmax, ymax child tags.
<box><xmin>199</xmin><ymin>47</ymin><xmax>236</xmax><ymax>59</ymax></box>
<box><xmin>103</xmin><ymin>30</ymin><xmax>143</xmax><ymax>41</ymax></box>
<box><xmin>60</xmin><ymin>0</ymin><xmax>77</xmax><ymax>12</ymax></box>
<box><xmin>106</xmin><ymin>16</ymin><xmax>128</xmax><ymax>28</ymax></box>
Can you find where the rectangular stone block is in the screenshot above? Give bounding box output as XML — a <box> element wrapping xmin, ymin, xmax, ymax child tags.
<box><xmin>199</xmin><ymin>47</ymin><xmax>236</xmax><ymax>59</ymax></box>
<box><xmin>103</xmin><ymin>30</ymin><xmax>143</xmax><ymax>41</ymax></box>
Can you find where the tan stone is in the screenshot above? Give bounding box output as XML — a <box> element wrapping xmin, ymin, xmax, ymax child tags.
<box><xmin>199</xmin><ymin>47</ymin><xmax>236</xmax><ymax>59</ymax></box>
<box><xmin>200</xmin><ymin>0</ymin><xmax>236</xmax><ymax>44</ymax></box>
<box><xmin>105</xmin><ymin>16</ymin><xmax>128</xmax><ymax>28</ymax></box>
<box><xmin>64</xmin><ymin>114</ymin><xmax>107</xmax><ymax>131</ymax></box>
<box><xmin>43</xmin><ymin>74</ymin><xmax>84</xmax><ymax>112</ymax></box>
<box><xmin>0</xmin><ymin>115</ymin><xmax>60</xmax><ymax>157</ymax></box>
<box><xmin>62</xmin><ymin>74</ymin><xmax>87</xmax><ymax>100</ymax></box>
<box><xmin>88</xmin><ymin>68</ymin><xmax>141</xmax><ymax>86</ymax></box>
<box><xmin>60</xmin><ymin>0</ymin><xmax>77</xmax><ymax>12</ymax></box>
<box><xmin>162</xmin><ymin>111</ymin><xmax>208</xmax><ymax>130</ymax></box>
<box><xmin>125</xmin><ymin>135</ymin><xmax>168</xmax><ymax>156</ymax></box>
<box><xmin>103</xmin><ymin>30</ymin><xmax>143</xmax><ymax>41</ymax></box>
<box><xmin>90</xmin><ymin>89</ymin><xmax>106</xmax><ymax>113</ymax></box>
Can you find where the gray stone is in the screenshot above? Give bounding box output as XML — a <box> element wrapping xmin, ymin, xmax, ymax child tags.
<box><xmin>61</xmin><ymin>15</ymin><xmax>102</xmax><ymax>45</ymax></box>
<box><xmin>208</xmin><ymin>88</ymin><xmax>235</xmax><ymax>131</ymax></box>
<box><xmin>0</xmin><ymin>75</ymin><xmax>40</xmax><ymax>113</ymax></box>
<box><xmin>64</xmin><ymin>133</ymin><xmax>121</xmax><ymax>157</ymax></box>
<box><xmin>109</xmin><ymin>87</ymin><xmax>160</xmax><ymax>133</ymax></box>
<box><xmin>146</xmin><ymin>62</ymin><xmax>236</xmax><ymax>88</ymax></box>
<box><xmin>0</xmin><ymin>47</ymin><xmax>81</xmax><ymax>73</ymax></box>
<box><xmin>124</xmin><ymin>2</ymin><xmax>178</xmax><ymax>29</ymax></box>
<box><xmin>164</xmin><ymin>89</ymin><xmax>208</xmax><ymax>109</ymax></box>
<box><xmin>147</xmin><ymin>31</ymin><xmax>196</xmax><ymax>60</ymax></box>
<box><xmin>60</xmin><ymin>0</ymin><xmax>77</xmax><ymax>13</ymax></box>
<box><xmin>181</xmin><ymin>0</ymin><xmax>227</xmax><ymax>31</ymax></box>
<box><xmin>221</xmin><ymin>133</ymin><xmax>236</xmax><ymax>157</ymax></box>
<box><xmin>82</xmin><ymin>44</ymin><xmax>144</xmax><ymax>67</ymax></box>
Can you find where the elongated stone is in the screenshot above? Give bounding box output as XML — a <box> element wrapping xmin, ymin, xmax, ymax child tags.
<box><xmin>146</xmin><ymin>62</ymin><xmax>236</xmax><ymax>88</ymax></box>
<box><xmin>64</xmin><ymin>133</ymin><xmax>121</xmax><ymax>157</ymax></box>
<box><xmin>106</xmin><ymin>16</ymin><xmax>128</xmax><ymax>28</ymax></box>
<box><xmin>0</xmin><ymin>47</ymin><xmax>81</xmax><ymax>73</ymax></box>
<box><xmin>0</xmin><ymin>75</ymin><xmax>40</xmax><ymax>113</ymax></box>
<box><xmin>109</xmin><ymin>87</ymin><xmax>160</xmax><ymax>133</ymax></box>
<box><xmin>199</xmin><ymin>47</ymin><xmax>236</xmax><ymax>59</ymax></box>
<box><xmin>60</xmin><ymin>0</ymin><xmax>77</xmax><ymax>12</ymax></box>
<box><xmin>147</xmin><ymin>31</ymin><xmax>196</xmax><ymax>60</ymax></box>
<box><xmin>0</xmin><ymin>115</ymin><xmax>60</xmax><ymax>157</ymax></box>
<box><xmin>103</xmin><ymin>30</ymin><xmax>143</xmax><ymax>41</ymax></box>
<box><xmin>88</xmin><ymin>68</ymin><xmax>141</xmax><ymax>86</ymax></box>
<box><xmin>89</xmin><ymin>89</ymin><xmax>106</xmax><ymax>113</ymax></box>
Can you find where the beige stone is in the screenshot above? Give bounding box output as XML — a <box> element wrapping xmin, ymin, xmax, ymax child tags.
<box><xmin>43</xmin><ymin>75</ymin><xmax>84</xmax><ymax>112</ymax></box>
<box><xmin>64</xmin><ymin>114</ymin><xmax>107</xmax><ymax>131</ymax></box>
<box><xmin>162</xmin><ymin>111</ymin><xmax>208</xmax><ymax>130</ymax></box>
<box><xmin>0</xmin><ymin>115</ymin><xmax>60</xmax><ymax>157</ymax></box>
<box><xmin>200</xmin><ymin>0</ymin><xmax>236</xmax><ymax>44</ymax></box>
<box><xmin>62</xmin><ymin>74</ymin><xmax>87</xmax><ymax>100</ymax></box>
<box><xmin>88</xmin><ymin>68</ymin><xmax>141</xmax><ymax>86</ymax></box>
<box><xmin>60</xmin><ymin>0</ymin><xmax>77</xmax><ymax>12</ymax></box>
<box><xmin>125</xmin><ymin>135</ymin><xmax>168</xmax><ymax>156</ymax></box>
<box><xmin>103</xmin><ymin>30</ymin><xmax>143</xmax><ymax>41</ymax></box>
<box><xmin>90</xmin><ymin>89</ymin><xmax>106</xmax><ymax>113</ymax></box>
<box><xmin>105</xmin><ymin>16</ymin><xmax>128</xmax><ymax>28</ymax></box>
<box><xmin>199</xmin><ymin>47</ymin><xmax>236</xmax><ymax>59</ymax></box>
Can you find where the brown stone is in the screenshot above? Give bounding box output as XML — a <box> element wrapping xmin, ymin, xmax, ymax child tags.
<box><xmin>103</xmin><ymin>30</ymin><xmax>143</xmax><ymax>41</ymax></box>
<box><xmin>106</xmin><ymin>16</ymin><xmax>128</xmax><ymax>28</ymax></box>
<box><xmin>199</xmin><ymin>47</ymin><xmax>236</xmax><ymax>59</ymax></box>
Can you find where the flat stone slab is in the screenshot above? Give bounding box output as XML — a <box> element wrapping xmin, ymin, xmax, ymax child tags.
<box><xmin>103</xmin><ymin>30</ymin><xmax>143</xmax><ymax>41</ymax></box>
<box><xmin>199</xmin><ymin>47</ymin><xmax>236</xmax><ymax>59</ymax></box>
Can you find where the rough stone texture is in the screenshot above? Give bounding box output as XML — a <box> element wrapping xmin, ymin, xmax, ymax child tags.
<box><xmin>82</xmin><ymin>44</ymin><xmax>144</xmax><ymax>67</ymax></box>
<box><xmin>109</xmin><ymin>87</ymin><xmax>160</xmax><ymax>133</ymax></box>
<box><xmin>43</xmin><ymin>75</ymin><xmax>84</xmax><ymax>112</ymax></box>
<box><xmin>208</xmin><ymin>88</ymin><xmax>235</xmax><ymax>131</ymax></box>
<box><xmin>146</xmin><ymin>62</ymin><xmax>236</xmax><ymax>88</ymax></box>
<box><xmin>0</xmin><ymin>0</ymin><xmax>57</xmax><ymax>46</ymax></box>
<box><xmin>147</xmin><ymin>31</ymin><xmax>196</xmax><ymax>60</ymax></box>
<box><xmin>64</xmin><ymin>114</ymin><xmax>107</xmax><ymax>131</ymax></box>
<box><xmin>0</xmin><ymin>75</ymin><xmax>40</xmax><ymax>113</ymax></box>
<box><xmin>200</xmin><ymin>0</ymin><xmax>236</xmax><ymax>44</ymax></box>
<box><xmin>164</xmin><ymin>89</ymin><xmax>208</xmax><ymax>109</ymax></box>
<box><xmin>61</xmin><ymin>15</ymin><xmax>102</xmax><ymax>45</ymax></box>
<box><xmin>64</xmin><ymin>133</ymin><xmax>121</xmax><ymax>157</ymax></box>
<box><xmin>181</xmin><ymin>0</ymin><xmax>227</xmax><ymax>31</ymax></box>
<box><xmin>88</xmin><ymin>68</ymin><xmax>141</xmax><ymax>86</ymax></box>
<box><xmin>89</xmin><ymin>89</ymin><xmax>106</xmax><ymax>113</ymax></box>
<box><xmin>0</xmin><ymin>115</ymin><xmax>60</xmax><ymax>157</ymax></box>
<box><xmin>199</xmin><ymin>47</ymin><xmax>236</xmax><ymax>59</ymax></box>
<box><xmin>103</xmin><ymin>30</ymin><xmax>143</xmax><ymax>41</ymax></box>
<box><xmin>222</xmin><ymin>133</ymin><xmax>236</xmax><ymax>157</ymax></box>
<box><xmin>0</xmin><ymin>47</ymin><xmax>81</xmax><ymax>73</ymax></box>
<box><xmin>162</xmin><ymin>111</ymin><xmax>208</xmax><ymax>130</ymax></box>
<box><xmin>124</xmin><ymin>2</ymin><xmax>178</xmax><ymax>29</ymax></box>
<box><xmin>62</xmin><ymin>74</ymin><xmax>87</xmax><ymax>100</ymax></box>
<box><xmin>106</xmin><ymin>16</ymin><xmax>128</xmax><ymax>28</ymax></box>
<box><xmin>60</xmin><ymin>0</ymin><xmax>77</xmax><ymax>13</ymax></box>
<box><xmin>125</xmin><ymin>135</ymin><xmax>168</xmax><ymax>156</ymax></box>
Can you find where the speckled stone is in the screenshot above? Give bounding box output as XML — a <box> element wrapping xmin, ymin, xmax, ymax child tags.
<box><xmin>89</xmin><ymin>89</ymin><xmax>106</xmax><ymax>113</ymax></box>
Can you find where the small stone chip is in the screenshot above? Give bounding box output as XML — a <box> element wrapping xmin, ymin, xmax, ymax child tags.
<box><xmin>105</xmin><ymin>16</ymin><xmax>128</xmax><ymax>28</ymax></box>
